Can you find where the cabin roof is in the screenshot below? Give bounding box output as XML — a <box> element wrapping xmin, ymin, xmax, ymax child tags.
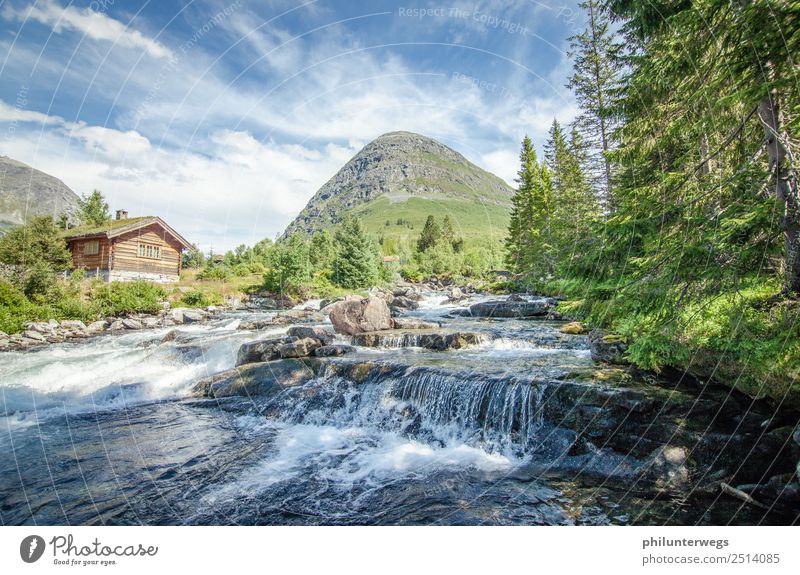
<box><xmin>64</xmin><ymin>216</ymin><xmax>192</xmax><ymax>250</ymax></box>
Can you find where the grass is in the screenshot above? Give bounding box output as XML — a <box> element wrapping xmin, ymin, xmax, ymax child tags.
<box><xmin>353</xmin><ymin>196</ymin><xmax>511</xmax><ymax>242</ymax></box>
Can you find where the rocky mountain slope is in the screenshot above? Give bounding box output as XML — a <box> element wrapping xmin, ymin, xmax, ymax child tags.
<box><xmin>0</xmin><ymin>156</ymin><xmax>81</xmax><ymax>233</ymax></box>
<box><xmin>284</xmin><ymin>132</ymin><xmax>514</xmax><ymax>242</ymax></box>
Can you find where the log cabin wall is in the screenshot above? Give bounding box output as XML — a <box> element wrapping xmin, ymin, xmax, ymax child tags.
<box><xmin>69</xmin><ymin>237</ymin><xmax>111</xmax><ymax>273</ymax></box>
<box><xmin>111</xmin><ymin>224</ymin><xmax>183</xmax><ymax>276</ymax></box>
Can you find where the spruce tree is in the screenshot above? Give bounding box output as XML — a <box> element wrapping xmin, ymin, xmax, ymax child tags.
<box><xmin>417</xmin><ymin>215</ymin><xmax>442</xmax><ymax>252</ymax></box>
<box><xmin>78</xmin><ymin>190</ymin><xmax>111</xmax><ymax>226</ymax></box>
<box><xmin>567</xmin><ymin>0</ymin><xmax>622</xmax><ymax>209</ymax></box>
<box><xmin>333</xmin><ymin>217</ymin><xmax>380</xmax><ymax>288</ymax></box>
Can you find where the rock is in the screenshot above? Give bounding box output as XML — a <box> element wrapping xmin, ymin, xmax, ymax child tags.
<box><xmin>169</xmin><ymin>308</ymin><xmax>186</xmax><ymax>324</ymax></box>
<box><xmin>236</xmin><ymin>337</ymin><xmax>294</xmax><ymax>366</ymax></box>
<box><xmin>352</xmin><ymin>330</ymin><xmax>488</xmax><ymax>350</ymax></box>
<box><xmin>391</xmin><ymin>317</ymin><xmax>440</xmax><ymax>330</ymax></box>
<box><xmin>141</xmin><ymin>316</ymin><xmax>162</xmax><ymax>329</ymax></box>
<box><xmin>59</xmin><ymin>320</ymin><xmax>87</xmax><ymax>331</ymax></box>
<box><xmin>277</xmin><ymin>337</ymin><xmax>323</xmax><ymax>358</ymax></box>
<box><xmin>237</xmin><ymin>318</ymin><xmax>277</xmax><ymax>331</ymax></box>
<box><xmin>314</xmin><ymin>344</ymin><xmax>356</xmax><ymax>357</ymax></box>
<box><xmin>389</xmin><ymin>296</ymin><xmax>419</xmax><ymax>312</ymax></box>
<box><xmin>160</xmin><ymin>329</ymin><xmax>180</xmax><ymax>343</ymax></box>
<box><xmin>560</xmin><ymin>322</ymin><xmax>587</xmax><ymax>335</ymax></box>
<box><xmin>507</xmin><ymin>294</ymin><xmax>527</xmax><ymax>302</ymax></box>
<box><xmin>86</xmin><ymin>320</ymin><xmax>108</xmax><ymax>334</ymax></box>
<box><xmin>108</xmin><ymin>320</ymin><xmax>125</xmax><ymax>331</ymax></box>
<box><xmin>468</xmin><ymin>299</ymin><xmax>552</xmax><ymax>318</ymax></box>
<box><xmin>24</xmin><ymin>321</ymin><xmax>53</xmax><ymax>334</ymax></box>
<box><xmin>48</xmin><ymin>318</ymin><xmax>59</xmax><ymax>328</ymax></box>
<box><xmin>181</xmin><ymin>309</ymin><xmax>206</xmax><ymax>323</ymax></box>
<box><xmin>122</xmin><ymin>318</ymin><xmax>143</xmax><ymax>330</ymax></box>
<box><xmin>193</xmin><ymin>359</ymin><xmax>320</xmax><ymax>398</ymax></box>
<box><xmin>287</xmin><ymin>326</ymin><xmax>335</xmax><ymax>345</ymax></box>
<box><xmin>21</xmin><ymin>330</ymin><xmax>45</xmax><ymax>342</ymax></box>
<box><xmin>329</xmin><ymin>297</ymin><xmax>393</xmax><ymax>335</ymax></box>
<box><xmin>588</xmin><ymin>329</ymin><xmax>629</xmax><ymax>364</ymax></box>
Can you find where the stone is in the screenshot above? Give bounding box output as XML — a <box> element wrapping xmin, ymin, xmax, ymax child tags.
<box><xmin>236</xmin><ymin>337</ymin><xmax>294</xmax><ymax>366</ymax></box>
<box><xmin>160</xmin><ymin>329</ymin><xmax>180</xmax><ymax>343</ymax></box>
<box><xmin>287</xmin><ymin>326</ymin><xmax>335</xmax><ymax>345</ymax></box>
<box><xmin>560</xmin><ymin>322</ymin><xmax>587</xmax><ymax>335</ymax></box>
<box><xmin>329</xmin><ymin>296</ymin><xmax>393</xmax><ymax>335</ymax></box>
<box><xmin>21</xmin><ymin>330</ymin><xmax>45</xmax><ymax>342</ymax></box>
<box><xmin>86</xmin><ymin>320</ymin><xmax>108</xmax><ymax>334</ymax></box>
<box><xmin>588</xmin><ymin>329</ymin><xmax>629</xmax><ymax>364</ymax></box>
<box><xmin>181</xmin><ymin>309</ymin><xmax>206</xmax><ymax>323</ymax></box>
<box><xmin>352</xmin><ymin>330</ymin><xmax>488</xmax><ymax>350</ymax></box>
<box><xmin>193</xmin><ymin>359</ymin><xmax>320</xmax><ymax>398</ymax></box>
<box><xmin>314</xmin><ymin>344</ymin><xmax>356</xmax><ymax>357</ymax></box>
<box><xmin>59</xmin><ymin>320</ymin><xmax>87</xmax><ymax>331</ymax></box>
<box><xmin>391</xmin><ymin>317</ymin><xmax>440</xmax><ymax>330</ymax></box>
<box><xmin>468</xmin><ymin>299</ymin><xmax>552</xmax><ymax>318</ymax></box>
<box><xmin>169</xmin><ymin>308</ymin><xmax>186</xmax><ymax>324</ymax></box>
<box><xmin>122</xmin><ymin>318</ymin><xmax>143</xmax><ymax>330</ymax></box>
<box><xmin>108</xmin><ymin>320</ymin><xmax>125</xmax><ymax>331</ymax></box>
<box><xmin>277</xmin><ymin>337</ymin><xmax>323</xmax><ymax>358</ymax></box>
<box><xmin>389</xmin><ymin>296</ymin><xmax>419</xmax><ymax>311</ymax></box>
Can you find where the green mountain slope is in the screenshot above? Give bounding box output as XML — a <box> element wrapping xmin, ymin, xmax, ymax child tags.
<box><xmin>283</xmin><ymin>132</ymin><xmax>514</xmax><ymax>244</ymax></box>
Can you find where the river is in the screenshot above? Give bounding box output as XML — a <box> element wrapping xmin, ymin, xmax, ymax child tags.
<box><xmin>0</xmin><ymin>292</ymin><xmax>792</xmax><ymax>525</ymax></box>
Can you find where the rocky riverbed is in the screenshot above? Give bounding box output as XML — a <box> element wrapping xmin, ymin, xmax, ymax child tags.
<box><xmin>1</xmin><ymin>288</ymin><xmax>798</xmax><ymax>525</ymax></box>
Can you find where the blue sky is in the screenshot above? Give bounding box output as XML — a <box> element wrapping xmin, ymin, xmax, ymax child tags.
<box><xmin>0</xmin><ymin>0</ymin><xmax>584</xmax><ymax>251</ymax></box>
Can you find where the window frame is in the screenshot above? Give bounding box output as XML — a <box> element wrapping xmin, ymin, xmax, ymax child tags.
<box><xmin>137</xmin><ymin>242</ymin><xmax>162</xmax><ymax>260</ymax></box>
<box><xmin>83</xmin><ymin>240</ymin><xmax>100</xmax><ymax>256</ymax></box>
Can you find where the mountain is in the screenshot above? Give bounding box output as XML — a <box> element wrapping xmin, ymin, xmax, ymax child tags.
<box><xmin>283</xmin><ymin>131</ymin><xmax>514</xmax><ymax>243</ymax></box>
<box><xmin>0</xmin><ymin>156</ymin><xmax>81</xmax><ymax>233</ymax></box>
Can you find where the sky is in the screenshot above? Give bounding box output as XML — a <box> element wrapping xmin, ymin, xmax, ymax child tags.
<box><xmin>0</xmin><ymin>0</ymin><xmax>586</xmax><ymax>252</ymax></box>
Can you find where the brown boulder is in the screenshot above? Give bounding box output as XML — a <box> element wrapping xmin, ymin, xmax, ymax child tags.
<box><xmin>328</xmin><ymin>296</ymin><xmax>393</xmax><ymax>335</ymax></box>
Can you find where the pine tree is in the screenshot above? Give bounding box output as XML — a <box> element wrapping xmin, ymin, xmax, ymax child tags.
<box><xmin>78</xmin><ymin>190</ymin><xmax>111</xmax><ymax>226</ymax></box>
<box><xmin>567</xmin><ymin>0</ymin><xmax>622</xmax><ymax>209</ymax></box>
<box><xmin>504</xmin><ymin>136</ymin><xmax>554</xmax><ymax>277</ymax></box>
<box><xmin>417</xmin><ymin>215</ymin><xmax>442</xmax><ymax>252</ymax></box>
<box><xmin>309</xmin><ymin>229</ymin><xmax>335</xmax><ymax>271</ymax></box>
<box><xmin>333</xmin><ymin>217</ymin><xmax>380</xmax><ymax>288</ymax></box>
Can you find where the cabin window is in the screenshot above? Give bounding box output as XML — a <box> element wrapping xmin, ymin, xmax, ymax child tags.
<box><xmin>138</xmin><ymin>243</ymin><xmax>161</xmax><ymax>260</ymax></box>
<box><xmin>83</xmin><ymin>240</ymin><xmax>99</xmax><ymax>256</ymax></box>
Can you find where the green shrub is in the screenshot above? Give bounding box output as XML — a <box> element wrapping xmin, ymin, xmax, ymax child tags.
<box><xmin>92</xmin><ymin>281</ymin><xmax>166</xmax><ymax>316</ymax></box>
<box><xmin>196</xmin><ymin>265</ymin><xmax>230</xmax><ymax>281</ymax></box>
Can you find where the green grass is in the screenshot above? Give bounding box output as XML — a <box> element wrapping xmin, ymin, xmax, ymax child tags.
<box><xmin>353</xmin><ymin>196</ymin><xmax>511</xmax><ymax>243</ymax></box>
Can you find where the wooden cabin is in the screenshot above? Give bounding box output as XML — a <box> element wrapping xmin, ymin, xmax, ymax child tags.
<box><xmin>64</xmin><ymin>212</ymin><xmax>191</xmax><ymax>283</ymax></box>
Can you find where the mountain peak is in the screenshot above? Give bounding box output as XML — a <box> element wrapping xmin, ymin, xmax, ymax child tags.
<box><xmin>283</xmin><ymin>132</ymin><xmax>513</xmax><ymax>240</ymax></box>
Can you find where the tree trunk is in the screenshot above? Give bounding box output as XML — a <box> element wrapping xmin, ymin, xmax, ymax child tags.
<box><xmin>758</xmin><ymin>89</ymin><xmax>800</xmax><ymax>293</ymax></box>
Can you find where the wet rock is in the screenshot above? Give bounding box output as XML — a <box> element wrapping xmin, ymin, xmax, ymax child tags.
<box><xmin>237</xmin><ymin>318</ymin><xmax>277</xmax><ymax>331</ymax></box>
<box><xmin>645</xmin><ymin>445</ymin><xmax>691</xmax><ymax>494</ymax></box>
<box><xmin>560</xmin><ymin>322</ymin><xmax>587</xmax><ymax>335</ymax></box>
<box><xmin>352</xmin><ymin>330</ymin><xmax>487</xmax><ymax>350</ymax></box>
<box><xmin>329</xmin><ymin>296</ymin><xmax>393</xmax><ymax>335</ymax></box>
<box><xmin>236</xmin><ymin>336</ymin><xmax>294</xmax><ymax>366</ymax></box>
<box><xmin>108</xmin><ymin>320</ymin><xmax>126</xmax><ymax>331</ymax></box>
<box><xmin>445</xmin><ymin>286</ymin><xmax>466</xmax><ymax>302</ymax></box>
<box><xmin>181</xmin><ymin>309</ymin><xmax>206</xmax><ymax>323</ymax></box>
<box><xmin>314</xmin><ymin>344</ymin><xmax>356</xmax><ymax>357</ymax></box>
<box><xmin>389</xmin><ymin>296</ymin><xmax>420</xmax><ymax>313</ymax></box>
<box><xmin>277</xmin><ymin>337</ymin><xmax>323</xmax><ymax>358</ymax></box>
<box><xmin>287</xmin><ymin>326</ymin><xmax>334</xmax><ymax>345</ymax></box>
<box><xmin>193</xmin><ymin>359</ymin><xmax>321</xmax><ymax>398</ymax></box>
<box><xmin>160</xmin><ymin>329</ymin><xmax>180</xmax><ymax>343</ymax></box>
<box><xmin>391</xmin><ymin>317</ymin><xmax>440</xmax><ymax>330</ymax></box>
<box><xmin>468</xmin><ymin>299</ymin><xmax>552</xmax><ymax>318</ymax></box>
<box><xmin>588</xmin><ymin>329</ymin><xmax>629</xmax><ymax>364</ymax></box>
<box><xmin>122</xmin><ymin>318</ymin><xmax>143</xmax><ymax>330</ymax></box>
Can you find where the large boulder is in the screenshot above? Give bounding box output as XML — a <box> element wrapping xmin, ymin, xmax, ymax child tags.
<box><xmin>328</xmin><ymin>297</ymin><xmax>393</xmax><ymax>335</ymax></box>
<box><xmin>588</xmin><ymin>329</ymin><xmax>629</xmax><ymax>364</ymax></box>
<box><xmin>193</xmin><ymin>359</ymin><xmax>319</xmax><ymax>398</ymax></box>
<box><xmin>236</xmin><ymin>336</ymin><xmax>294</xmax><ymax>366</ymax></box>
<box><xmin>391</xmin><ymin>317</ymin><xmax>440</xmax><ymax>330</ymax></box>
<box><xmin>468</xmin><ymin>298</ymin><xmax>552</xmax><ymax>318</ymax></box>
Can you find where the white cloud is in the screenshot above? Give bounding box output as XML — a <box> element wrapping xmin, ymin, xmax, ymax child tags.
<box><xmin>3</xmin><ymin>0</ymin><xmax>173</xmax><ymax>59</ymax></box>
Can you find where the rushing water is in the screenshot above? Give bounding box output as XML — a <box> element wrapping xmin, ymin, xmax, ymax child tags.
<box><xmin>0</xmin><ymin>294</ymin><xmax>787</xmax><ymax>525</ymax></box>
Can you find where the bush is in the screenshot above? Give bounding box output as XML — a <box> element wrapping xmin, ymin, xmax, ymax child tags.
<box><xmin>92</xmin><ymin>281</ymin><xmax>166</xmax><ymax>316</ymax></box>
<box><xmin>196</xmin><ymin>265</ymin><xmax>230</xmax><ymax>281</ymax></box>
<box><xmin>179</xmin><ymin>289</ymin><xmax>222</xmax><ymax>308</ymax></box>
<box><xmin>0</xmin><ymin>281</ymin><xmax>32</xmax><ymax>333</ymax></box>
